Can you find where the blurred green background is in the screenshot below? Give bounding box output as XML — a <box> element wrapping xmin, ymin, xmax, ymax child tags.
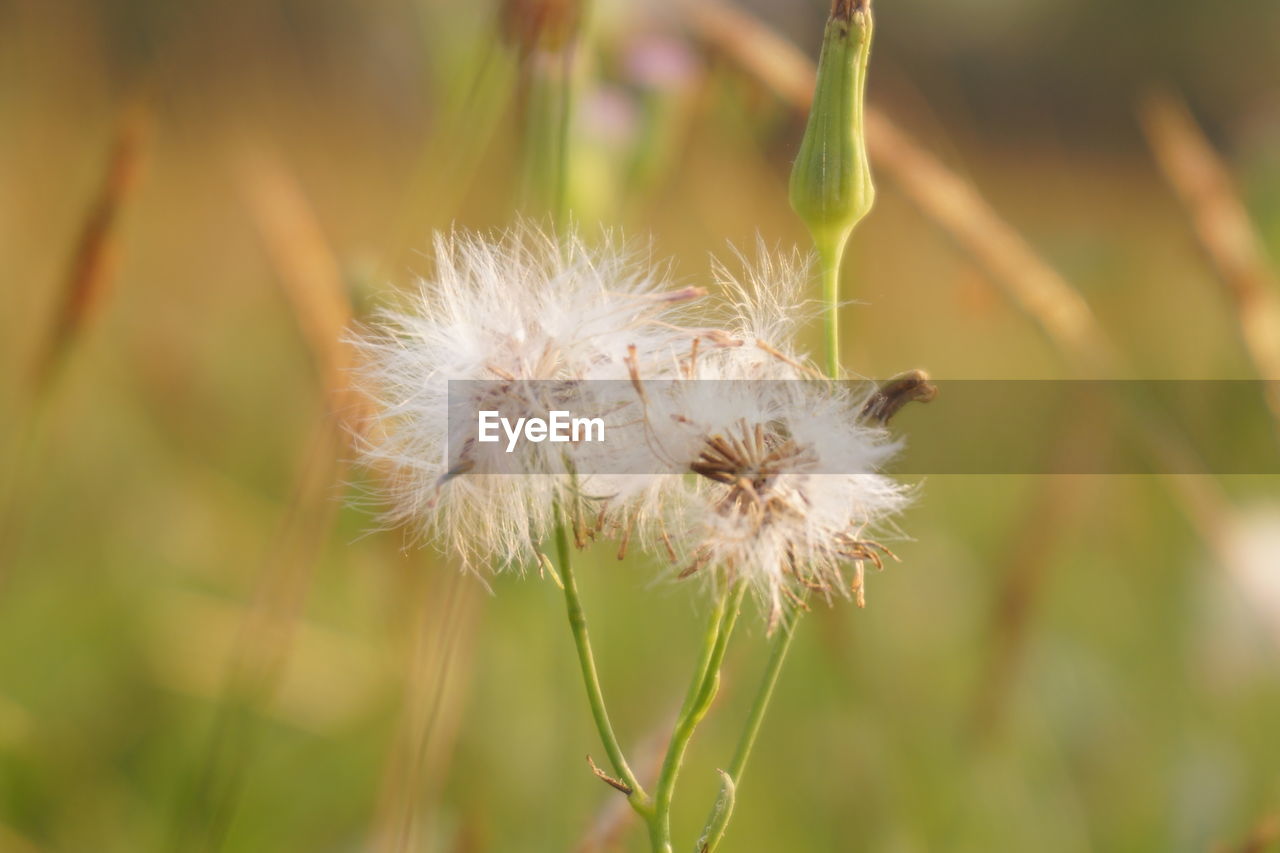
<box><xmin>2</xmin><ymin>0</ymin><xmax>1280</xmax><ymax>850</ymax></box>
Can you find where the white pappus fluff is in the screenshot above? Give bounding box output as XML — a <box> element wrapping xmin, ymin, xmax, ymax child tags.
<box><xmin>633</xmin><ymin>247</ymin><xmax>912</xmax><ymax>629</ymax></box>
<box><xmin>351</xmin><ymin>224</ymin><xmax>700</xmax><ymax>572</ymax></box>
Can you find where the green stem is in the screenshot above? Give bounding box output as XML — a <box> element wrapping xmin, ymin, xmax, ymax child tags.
<box><xmin>652</xmin><ymin>582</ymin><xmax>747</xmax><ymax>852</ymax></box>
<box><xmin>696</xmin><ymin>6</ymin><xmax>860</xmax><ymax>843</ymax></box>
<box><xmin>553</xmin><ymin>512</ymin><xmax>651</xmax><ymax>816</ymax></box>
<box><xmin>695</xmin><ymin>223</ymin><xmax>839</xmax><ymax>848</ymax></box>
<box><xmin>521</xmin><ymin>43</ymin><xmax>576</xmax><ymax>230</ymax></box>
<box><xmin>552</xmin><ymin>45</ymin><xmax>574</xmax><ymax>231</ymax></box>
<box><xmin>817</xmin><ymin>237</ymin><xmax>845</xmax><ymax>379</ymax></box>
<box><xmin>698</xmin><ymin>221</ymin><xmax>837</xmax><ymax>850</ymax></box>
<box><xmin>698</xmin><ymin>612</ymin><xmax>800</xmax><ymax>853</ymax></box>
<box><xmin>726</xmin><ymin>614</ymin><xmax>797</xmax><ymax>782</ymax></box>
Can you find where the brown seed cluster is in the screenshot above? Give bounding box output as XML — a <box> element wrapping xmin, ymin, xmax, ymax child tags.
<box><xmin>684</xmin><ymin>418</ymin><xmax>897</xmax><ymax>623</ymax></box>
<box><xmin>690</xmin><ymin>420</ymin><xmax>813</xmax><ymax>526</ymax></box>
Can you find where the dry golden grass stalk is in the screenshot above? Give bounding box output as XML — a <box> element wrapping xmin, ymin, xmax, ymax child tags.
<box><xmin>177</xmin><ymin>148</ymin><xmax>375</xmax><ymax>845</ymax></box>
<box><xmin>1</xmin><ymin>103</ymin><xmax>147</xmax><ymax>585</ymax></box>
<box><xmin>862</xmin><ymin>113</ymin><xmax>1120</xmax><ymax>374</ymax></box>
<box><xmin>185</xmin><ymin>146</ymin><xmax>364</xmax><ymax>732</ymax></box>
<box><xmin>1140</xmin><ymin>91</ymin><xmax>1280</xmax><ymax>429</ymax></box>
<box><xmin>236</xmin><ymin>144</ymin><xmax>372</xmax><ymax>440</ymax></box>
<box><xmin>175</xmin><ymin>171</ymin><xmax>384</xmax><ymax>826</ymax></box>
<box><xmin>30</xmin><ymin>102</ymin><xmax>148</xmax><ymax>394</ymax></box>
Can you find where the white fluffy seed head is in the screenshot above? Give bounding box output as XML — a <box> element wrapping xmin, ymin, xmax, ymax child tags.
<box><xmin>652</xmin><ymin>380</ymin><xmax>909</xmax><ymax>630</ymax></box>
<box><xmin>636</xmin><ymin>249</ymin><xmax>911</xmax><ymax>628</ymax></box>
<box><xmin>351</xmin><ymin>223</ymin><xmax>698</xmax><ymax>572</ymax></box>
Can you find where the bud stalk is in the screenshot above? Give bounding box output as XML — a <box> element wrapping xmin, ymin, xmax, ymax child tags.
<box><xmin>788</xmin><ymin>0</ymin><xmax>875</xmax><ymax>376</ymax></box>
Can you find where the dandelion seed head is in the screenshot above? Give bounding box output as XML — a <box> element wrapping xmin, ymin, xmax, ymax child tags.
<box><xmin>660</xmin><ymin>382</ymin><xmax>909</xmax><ymax>627</ymax></box>
<box><xmin>352</xmin><ymin>223</ymin><xmax>697</xmax><ymax>572</ymax></box>
<box><xmin>636</xmin><ymin>249</ymin><xmax>911</xmax><ymax>626</ymax></box>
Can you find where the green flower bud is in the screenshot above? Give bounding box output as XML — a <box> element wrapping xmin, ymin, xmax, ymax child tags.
<box><xmin>789</xmin><ymin>0</ymin><xmax>875</xmax><ymax>252</ymax></box>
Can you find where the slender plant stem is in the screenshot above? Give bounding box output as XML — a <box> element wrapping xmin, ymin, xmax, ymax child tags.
<box><xmin>522</xmin><ymin>43</ymin><xmax>576</xmax><ymax>230</ymax></box>
<box><xmin>652</xmin><ymin>581</ymin><xmax>747</xmax><ymax>851</ymax></box>
<box><xmin>726</xmin><ymin>613</ymin><xmax>797</xmax><ymax>782</ymax></box>
<box><xmin>698</xmin><ymin>218</ymin><xmax>843</xmax><ymax>853</ymax></box>
<box><xmin>553</xmin><ymin>511</ymin><xmax>651</xmax><ymax>815</ymax></box>
<box><xmin>697</xmin><ymin>612</ymin><xmax>799</xmax><ymax>853</ymax></box>
<box><xmin>552</xmin><ymin>45</ymin><xmax>574</xmax><ymax>232</ymax></box>
<box><xmin>817</xmin><ymin>237</ymin><xmax>845</xmax><ymax>378</ymax></box>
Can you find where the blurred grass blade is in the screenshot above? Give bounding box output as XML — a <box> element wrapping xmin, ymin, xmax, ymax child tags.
<box><xmin>170</xmin><ymin>422</ymin><xmax>345</xmax><ymax>851</ymax></box>
<box><xmin>1141</xmin><ymin>90</ymin><xmax>1280</xmax><ymax>435</ymax></box>
<box><xmin>0</xmin><ymin>102</ymin><xmax>147</xmax><ymax>585</ymax></box>
<box><xmin>172</xmin><ymin>148</ymin><xmax>362</xmax><ymax>849</ymax></box>
<box><xmin>969</xmin><ymin>416</ymin><xmax>1099</xmax><ymax>743</ymax></box>
<box><xmin>236</xmin><ymin>144</ymin><xmax>369</xmax><ymax>440</ymax></box>
<box><xmin>381</xmin><ymin>17</ymin><xmax>515</xmax><ymax>277</ymax></box>
<box><xmin>367</xmin><ymin>569</ymin><xmax>479</xmax><ymax>853</ymax></box>
<box><xmin>28</xmin><ymin>101</ymin><xmax>149</xmax><ymax>396</ymax></box>
<box><xmin>507</xmin><ymin>0</ymin><xmax>585</xmax><ymax>225</ymax></box>
<box><xmin>861</xmin><ymin>112</ymin><xmax>1119</xmax><ymax>374</ymax></box>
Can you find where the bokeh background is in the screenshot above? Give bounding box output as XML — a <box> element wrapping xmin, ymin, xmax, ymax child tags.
<box><xmin>3</xmin><ymin>0</ymin><xmax>1280</xmax><ymax>850</ymax></box>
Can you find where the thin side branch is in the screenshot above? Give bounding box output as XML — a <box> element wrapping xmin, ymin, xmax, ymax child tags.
<box><xmin>587</xmin><ymin>754</ymin><xmax>634</xmax><ymax>795</ymax></box>
<box><xmin>554</xmin><ymin>512</ymin><xmax>651</xmax><ymax>812</ymax></box>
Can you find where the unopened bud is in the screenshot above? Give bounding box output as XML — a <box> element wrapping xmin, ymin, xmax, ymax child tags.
<box><xmin>788</xmin><ymin>0</ymin><xmax>875</xmax><ymax>251</ymax></box>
